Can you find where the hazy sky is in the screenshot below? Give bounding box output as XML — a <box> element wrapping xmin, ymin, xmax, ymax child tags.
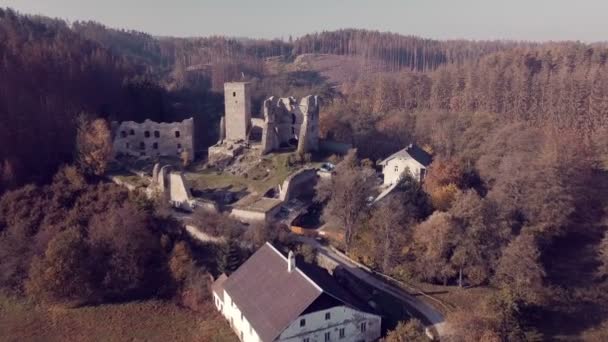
<box><xmin>1</xmin><ymin>0</ymin><xmax>606</xmax><ymax>42</ymax></box>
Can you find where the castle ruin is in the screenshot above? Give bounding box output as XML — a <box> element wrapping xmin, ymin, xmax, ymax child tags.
<box><xmin>209</xmin><ymin>82</ymin><xmax>319</xmax><ymax>159</ymax></box>
<box><xmin>111</xmin><ymin>118</ymin><xmax>195</xmax><ymax>161</ymax></box>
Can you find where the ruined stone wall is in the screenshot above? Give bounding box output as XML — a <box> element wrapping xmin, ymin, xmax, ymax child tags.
<box><xmin>224</xmin><ymin>82</ymin><xmax>251</xmax><ymax>141</ymax></box>
<box><xmin>261</xmin><ymin>96</ymin><xmax>320</xmax><ymax>155</ymax></box>
<box><xmin>279</xmin><ymin>168</ymin><xmax>319</xmax><ymax>201</ymax></box>
<box><xmin>111</xmin><ymin>118</ymin><xmax>194</xmax><ymax>160</ymax></box>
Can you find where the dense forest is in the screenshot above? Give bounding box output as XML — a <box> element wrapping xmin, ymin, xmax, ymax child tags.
<box><xmin>2</xmin><ymin>7</ymin><xmax>608</xmax><ymax>340</ymax></box>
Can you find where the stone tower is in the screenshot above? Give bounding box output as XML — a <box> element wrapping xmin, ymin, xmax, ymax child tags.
<box><xmin>224</xmin><ymin>82</ymin><xmax>251</xmax><ymax>141</ymax></box>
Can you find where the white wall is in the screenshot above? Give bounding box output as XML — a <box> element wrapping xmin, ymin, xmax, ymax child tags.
<box><xmin>277</xmin><ymin>305</ymin><xmax>381</xmax><ymax>342</ymax></box>
<box><xmin>219</xmin><ymin>291</ymin><xmax>262</xmax><ymax>342</ymax></box>
<box><xmin>383</xmin><ymin>157</ymin><xmax>425</xmax><ymax>186</ymax></box>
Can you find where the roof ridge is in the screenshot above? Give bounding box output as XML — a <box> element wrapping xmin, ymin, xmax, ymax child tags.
<box><xmin>265</xmin><ymin>242</ymin><xmax>323</xmax><ymax>293</ymax></box>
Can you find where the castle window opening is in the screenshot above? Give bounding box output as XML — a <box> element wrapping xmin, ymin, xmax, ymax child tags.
<box><xmin>175</xmin><ymin>131</ymin><xmax>181</xmax><ymax>138</ymax></box>
<box><xmin>144</xmin><ymin>131</ymin><xmax>150</xmax><ymax>138</ymax></box>
<box><xmin>154</xmin><ymin>130</ymin><xmax>160</xmax><ymax>138</ymax></box>
<box><xmin>177</xmin><ymin>143</ymin><xmax>182</xmax><ymax>149</ymax></box>
<box><xmin>233</xmin><ymin>92</ymin><xmax>236</xmax><ymax>97</ymax></box>
<box><xmin>153</xmin><ymin>142</ymin><xmax>158</xmax><ymax>150</ymax></box>
<box><xmin>125</xmin><ymin>142</ymin><xmax>129</xmax><ymax>149</ymax></box>
<box><xmin>120</xmin><ymin>131</ymin><xmax>127</xmax><ymax>138</ymax></box>
<box><xmin>129</xmin><ymin>129</ymin><xmax>135</xmax><ymax>135</ymax></box>
<box><xmin>139</xmin><ymin>142</ymin><xmax>145</xmax><ymax>150</ymax></box>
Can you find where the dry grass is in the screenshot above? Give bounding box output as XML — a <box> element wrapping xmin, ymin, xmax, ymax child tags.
<box><xmin>187</xmin><ymin>153</ymin><xmax>294</xmax><ymax>194</ymax></box>
<box><xmin>0</xmin><ymin>294</ymin><xmax>237</xmax><ymax>342</ymax></box>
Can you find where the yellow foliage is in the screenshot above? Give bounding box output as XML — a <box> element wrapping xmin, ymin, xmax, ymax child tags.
<box><xmin>430</xmin><ymin>183</ymin><xmax>459</xmax><ymax>211</ymax></box>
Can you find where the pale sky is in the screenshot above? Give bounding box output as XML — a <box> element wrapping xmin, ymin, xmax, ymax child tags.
<box><xmin>1</xmin><ymin>0</ymin><xmax>606</xmax><ymax>42</ymax></box>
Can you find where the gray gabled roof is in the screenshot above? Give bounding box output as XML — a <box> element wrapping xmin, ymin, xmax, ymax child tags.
<box><xmin>218</xmin><ymin>243</ymin><xmax>375</xmax><ymax>342</ymax></box>
<box><xmin>379</xmin><ymin>143</ymin><xmax>432</xmax><ymax>167</ymax></box>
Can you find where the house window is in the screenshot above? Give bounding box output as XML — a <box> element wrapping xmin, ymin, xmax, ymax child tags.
<box><xmin>120</xmin><ymin>131</ymin><xmax>127</xmax><ymax>138</ymax></box>
<box><xmin>324</xmin><ymin>332</ymin><xmax>331</xmax><ymax>341</ymax></box>
<box><xmin>139</xmin><ymin>142</ymin><xmax>145</xmax><ymax>150</ymax></box>
<box><xmin>175</xmin><ymin>130</ymin><xmax>180</xmax><ymax>138</ymax></box>
<box><xmin>300</xmin><ymin>319</ymin><xmax>306</xmax><ymax>327</ymax></box>
<box><xmin>339</xmin><ymin>328</ymin><xmax>345</xmax><ymax>338</ymax></box>
<box><xmin>325</xmin><ymin>312</ymin><xmax>331</xmax><ymax>320</ymax></box>
<box><xmin>154</xmin><ymin>130</ymin><xmax>160</xmax><ymax>138</ymax></box>
<box><xmin>360</xmin><ymin>322</ymin><xmax>367</xmax><ymax>333</ymax></box>
<box><xmin>144</xmin><ymin>131</ymin><xmax>150</xmax><ymax>138</ymax></box>
<box><xmin>153</xmin><ymin>142</ymin><xmax>158</xmax><ymax>149</ymax></box>
<box><xmin>129</xmin><ymin>129</ymin><xmax>135</xmax><ymax>135</ymax></box>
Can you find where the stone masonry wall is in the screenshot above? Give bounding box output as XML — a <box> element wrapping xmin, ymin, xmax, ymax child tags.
<box><xmin>112</xmin><ymin>118</ymin><xmax>194</xmax><ymax>160</ymax></box>
<box><xmin>224</xmin><ymin>82</ymin><xmax>251</xmax><ymax>141</ymax></box>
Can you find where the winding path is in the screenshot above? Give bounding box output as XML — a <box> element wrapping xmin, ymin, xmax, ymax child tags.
<box><xmin>297</xmin><ymin>236</ymin><xmax>448</xmax><ymax>339</ymax></box>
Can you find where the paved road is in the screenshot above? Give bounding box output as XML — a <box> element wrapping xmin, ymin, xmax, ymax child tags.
<box><xmin>177</xmin><ymin>210</ymin><xmax>448</xmax><ymax>339</ymax></box>
<box><xmin>297</xmin><ymin>236</ymin><xmax>448</xmax><ymax>339</ymax></box>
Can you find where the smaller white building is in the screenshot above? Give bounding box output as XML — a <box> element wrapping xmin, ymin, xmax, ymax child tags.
<box><xmin>379</xmin><ymin>144</ymin><xmax>432</xmax><ymax>186</ymax></box>
<box><xmin>212</xmin><ymin>243</ymin><xmax>382</xmax><ymax>342</ymax></box>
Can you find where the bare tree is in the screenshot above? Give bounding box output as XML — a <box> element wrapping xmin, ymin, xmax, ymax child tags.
<box><xmin>315</xmin><ymin>149</ymin><xmax>376</xmax><ymax>253</ymax></box>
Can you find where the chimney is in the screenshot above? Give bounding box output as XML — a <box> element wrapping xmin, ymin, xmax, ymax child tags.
<box><xmin>287</xmin><ymin>251</ymin><xmax>296</xmax><ymax>273</ymax></box>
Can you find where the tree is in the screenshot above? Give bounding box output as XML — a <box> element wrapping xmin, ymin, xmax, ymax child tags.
<box><xmin>423</xmin><ymin>158</ymin><xmax>464</xmax><ymax>211</ymax></box>
<box><xmin>494</xmin><ymin>233</ymin><xmax>545</xmax><ymax>304</ymax></box>
<box><xmin>315</xmin><ymin>149</ymin><xmax>376</xmax><ymax>252</ymax></box>
<box><xmin>75</xmin><ymin>114</ymin><xmax>113</xmax><ymax>176</ymax></box>
<box><xmin>25</xmin><ymin>229</ymin><xmax>93</xmax><ymax>304</ymax></box>
<box><xmin>412</xmin><ymin>211</ymin><xmax>459</xmax><ymax>284</ymax></box>
<box><xmin>597</xmin><ymin>230</ymin><xmax>608</xmax><ymax>280</ymax></box>
<box><xmin>383</xmin><ymin>319</ymin><xmax>427</xmax><ymax>342</ymax></box>
<box><xmin>217</xmin><ymin>240</ymin><xmax>242</xmax><ymax>275</ymax></box>
<box><xmin>169</xmin><ymin>241</ymin><xmax>196</xmax><ymax>284</ymax></box>
<box><xmin>365</xmin><ymin>196</ymin><xmax>407</xmax><ymax>273</ymax></box>
<box><xmin>88</xmin><ymin>204</ymin><xmax>166</xmax><ymax>300</ymax></box>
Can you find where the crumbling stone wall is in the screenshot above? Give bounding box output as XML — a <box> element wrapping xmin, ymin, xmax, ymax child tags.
<box><xmin>279</xmin><ymin>168</ymin><xmax>319</xmax><ymax>201</ymax></box>
<box><xmin>111</xmin><ymin>118</ymin><xmax>194</xmax><ymax>160</ymax></box>
<box><xmin>261</xmin><ymin>96</ymin><xmax>320</xmax><ymax>155</ymax></box>
<box><xmin>208</xmin><ymin>82</ymin><xmax>320</xmax><ymax>160</ymax></box>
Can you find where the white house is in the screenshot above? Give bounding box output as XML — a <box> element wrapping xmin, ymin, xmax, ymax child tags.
<box><xmin>379</xmin><ymin>144</ymin><xmax>432</xmax><ymax>186</ymax></box>
<box><xmin>211</xmin><ymin>243</ymin><xmax>382</xmax><ymax>342</ymax></box>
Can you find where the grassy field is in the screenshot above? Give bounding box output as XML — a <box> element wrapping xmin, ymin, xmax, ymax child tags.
<box><xmin>0</xmin><ymin>295</ymin><xmax>237</xmax><ymax>342</ymax></box>
<box><xmin>187</xmin><ymin>153</ymin><xmax>295</xmax><ymax>194</ymax></box>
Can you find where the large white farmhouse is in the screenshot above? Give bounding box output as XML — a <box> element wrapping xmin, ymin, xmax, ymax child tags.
<box><xmin>212</xmin><ymin>243</ymin><xmax>382</xmax><ymax>342</ymax></box>
<box><xmin>379</xmin><ymin>144</ymin><xmax>432</xmax><ymax>186</ymax></box>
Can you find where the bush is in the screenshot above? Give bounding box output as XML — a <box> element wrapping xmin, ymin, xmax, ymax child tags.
<box><xmin>26</xmin><ymin>229</ymin><xmax>93</xmax><ymax>304</ymax></box>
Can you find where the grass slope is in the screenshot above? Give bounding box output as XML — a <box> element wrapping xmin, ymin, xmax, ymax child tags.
<box><xmin>0</xmin><ymin>295</ymin><xmax>237</xmax><ymax>342</ymax></box>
